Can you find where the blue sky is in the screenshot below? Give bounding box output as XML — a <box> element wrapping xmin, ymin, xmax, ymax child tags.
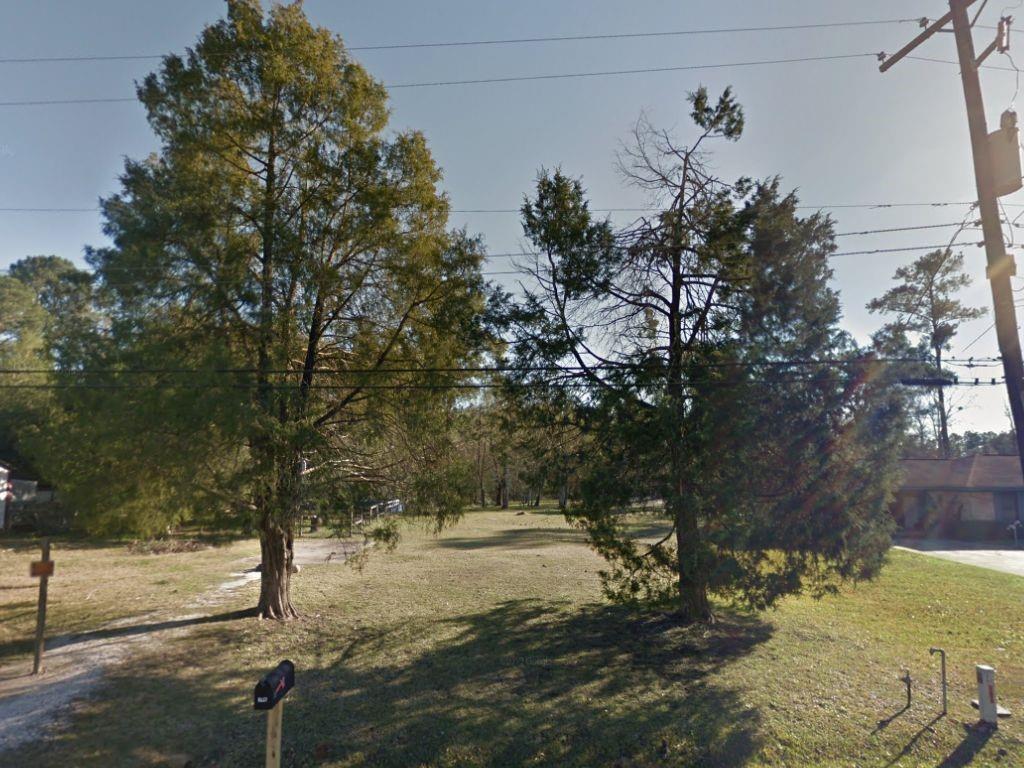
<box><xmin>1</xmin><ymin>0</ymin><xmax>1021</xmax><ymax>432</ymax></box>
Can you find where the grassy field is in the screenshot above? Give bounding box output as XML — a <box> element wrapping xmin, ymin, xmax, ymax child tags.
<box><xmin>2</xmin><ymin>509</ymin><xmax>1023</xmax><ymax>767</ymax></box>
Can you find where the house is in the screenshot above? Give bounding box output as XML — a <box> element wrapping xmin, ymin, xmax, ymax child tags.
<box><xmin>0</xmin><ymin>460</ymin><xmax>44</xmax><ymax>532</ymax></box>
<box><xmin>895</xmin><ymin>455</ymin><xmax>1024</xmax><ymax>540</ymax></box>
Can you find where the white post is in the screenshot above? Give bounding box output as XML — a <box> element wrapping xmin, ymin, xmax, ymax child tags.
<box><xmin>976</xmin><ymin>665</ymin><xmax>998</xmax><ymax>726</ymax></box>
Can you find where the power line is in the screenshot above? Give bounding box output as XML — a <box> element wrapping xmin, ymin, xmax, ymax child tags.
<box><xmin>0</xmin><ymin>357</ymin><xmax>1000</xmax><ymax>376</ymax></box>
<box><xmin>0</xmin><ymin>241</ymin><xmax>998</xmax><ymax>280</ymax></box>
<box><xmin>960</xmin><ymin>319</ymin><xmax>1000</xmax><ymax>353</ymax></box>
<box><xmin>387</xmin><ymin>54</ymin><xmax>879</xmax><ymax>88</ymax></box>
<box><xmin>5</xmin><ymin>44</ymin><xmax>1023</xmax><ymax>108</ymax></box>
<box><xmin>0</xmin><ymin>53</ymin><xmax>882</xmax><ymax>106</ymax></box>
<box><xmin>831</xmin><ymin>242</ymin><xmax>985</xmax><ymax>257</ymax></box>
<box><xmin>354</xmin><ymin>19</ymin><xmax>921</xmax><ymax>51</ymax></box>
<box><xmin>0</xmin><ymin>378</ymin><xmax>1004</xmax><ymax>392</ymax></box>
<box><xmin>906</xmin><ymin>54</ymin><xmax>1019</xmax><ymax>72</ymax></box>
<box><xmin>0</xmin><ymin>18</ymin><xmax>923</xmax><ymax>64</ymax></box>
<box><xmin>832</xmin><ymin>221</ymin><xmax>980</xmax><ymax>236</ymax></box>
<box><xmin>0</xmin><ymin>206</ymin><xmax>1011</xmax><ymax>221</ymax></box>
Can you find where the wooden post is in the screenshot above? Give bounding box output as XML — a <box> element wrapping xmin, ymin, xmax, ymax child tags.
<box><xmin>32</xmin><ymin>539</ymin><xmax>53</xmax><ymax>675</ymax></box>
<box><xmin>265</xmin><ymin>700</ymin><xmax>283</xmax><ymax>768</ymax></box>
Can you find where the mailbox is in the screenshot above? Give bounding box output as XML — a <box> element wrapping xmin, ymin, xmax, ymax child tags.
<box><xmin>254</xmin><ymin>660</ymin><xmax>295</xmax><ymax>710</ymax></box>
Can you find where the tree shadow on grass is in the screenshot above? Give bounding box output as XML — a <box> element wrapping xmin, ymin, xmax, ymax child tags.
<box><xmin>436</xmin><ymin>527</ymin><xmax>587</xmax><ymax>550</ymax></box>
<box><xmin>437</xmin><ymin>524</ymin><xmax>671</xmax><ymax>552</ymax></box>
<box><xmin>0</xmin><ymin>608</ymin><xmax>257</xmax><ymax>663</ymax></box>
<box><xmin>45</xmin><ymin>608</ymin><xmax>259</xmax><ymax>649</ymax></box>
<box><xmin>1</xmin><ymin>600</ymin><xmax>773</xmax><ymax>767</ymax></box>
<box><xmin>300</xmin><ymin>599</ymin><xmax>773</xmax><ymax>767</ymax></box>
<box><xmin>0</xmin><ymin>530</ymin><xmax>251</xmax><ymax>553</ymax></box>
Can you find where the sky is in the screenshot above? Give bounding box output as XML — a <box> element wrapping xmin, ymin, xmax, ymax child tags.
<box><xmin>1</xmin><ymin>0</ymin><xmax>1022</xmax><ymax>433</ymax></box>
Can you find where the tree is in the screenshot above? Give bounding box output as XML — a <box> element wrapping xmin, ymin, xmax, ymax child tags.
<box><xmin>507</xmin><ymin>89</ymin><xmax>906</xmax><ymax>621</ymax></box>
<box><xmin>36</xmin><ymin>1</ymin><xmax>487</xmax><ymax>618</ymax></box>
<box><xmin>458</xmin><ymin>387</ymin><xmax>586</xmax><ymax>510</ymax></box>
<box><xmin>867</xmin><ymin>249</ymin><xmax>985</xmax><ymax>457</ymax></box>
<box><xmin>951</xmin><ymin>429</ymin><xmax>1018</xmax><ymax>456</ymax></box>
<box><xmin>0</xmin><ymin>256</ymin><xmax>91</xmax><ymax>478</ymax></box>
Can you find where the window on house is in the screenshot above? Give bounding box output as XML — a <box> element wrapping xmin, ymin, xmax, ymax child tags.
<box><xmin>994</xmin><ymin>492</ymin><xmax>1020</xmax><ymax>523</ymax></box>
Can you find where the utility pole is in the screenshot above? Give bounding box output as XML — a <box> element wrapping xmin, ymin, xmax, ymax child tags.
<box><xmin>880</xmin><ymin>3</ymin><xmax>1024</xmax><ymax>477</ymax></box>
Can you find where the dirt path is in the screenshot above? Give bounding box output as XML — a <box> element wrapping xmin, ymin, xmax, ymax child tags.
<box><xmin>0</xmin><ymin>538</ymin><xmax>359</xmax><ymax>754</ymax></box>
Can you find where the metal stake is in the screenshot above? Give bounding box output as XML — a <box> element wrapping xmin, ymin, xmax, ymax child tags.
<box><xmin>900</xmin><ymin>669</ymin><xmax>913</xmax><ymax>709</ymax></box>
<box><xmin>930</xmin><ymin>647</ymin><xmax>948</xmax><ymax>715</ymax></box>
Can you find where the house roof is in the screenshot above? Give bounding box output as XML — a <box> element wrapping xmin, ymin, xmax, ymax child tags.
<box><xmin>901</xmin><ymin>455</ymin><xmax>1024</xmax><ymax>491</ymax></box>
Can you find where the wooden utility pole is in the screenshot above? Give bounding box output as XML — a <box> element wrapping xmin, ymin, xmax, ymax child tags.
<box><xmin>31</xmin><ymin>539</ymin><xmax>54</xmax><ymax>675</ymax></box>
<box><xmin>880</xmin><ymin>3</ymin><xmax>1024</xmax><ymax>479</ymax></box>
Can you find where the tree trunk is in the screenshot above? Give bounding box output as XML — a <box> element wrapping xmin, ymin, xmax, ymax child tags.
<box><xmin>558</xmin><ymin>480</ymin><xmax>568</xmax><ymax>510</ymax></box>
<box><xmin>935</xmin><ymin>348</ymin><xmax>952</xmax><ymax>458</ymax></box>
<box><xmin>500</xmin><ymin>461</ymin><xmax>509</xmax><ymax>509</ymax></box>
<box><xmin>674</xmin><ymin>500</ymin><xmax>711</xmax><ymax>622</ymax></box>
<box><xmin>258</xmin><ymin>517</ymin><xmax>298</xmax><ymax>620</ymax></box>
<box><xmin>664</xmin><ymin>229</ymin><xmax>712</xmax><ymax>621</ymax></box>
<box><xmin>477</xmin><ymin>440</ymin><xmax>487</xmax><ymax>507</ymax></box>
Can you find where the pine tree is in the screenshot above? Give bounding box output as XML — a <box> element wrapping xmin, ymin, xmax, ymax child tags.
<box><xmin>37</xmin><ymin>1</ymin><xmax>487</xmax><ymax>618</ymax></box>
<box><xmin>868</xmin><ymin>249</ymin><xmax>985</xmax><ymax>457</ymax></box>
<box><xmin>508</xmin><ymin>89</ymin><xmax>906</xmax><ymax>620</ymax></box>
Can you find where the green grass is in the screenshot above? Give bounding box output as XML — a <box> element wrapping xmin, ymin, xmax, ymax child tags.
<box><xmin>3</xmin><ymin>509</ymin><xmax>1024</xmax><ymax>766</ymax></box>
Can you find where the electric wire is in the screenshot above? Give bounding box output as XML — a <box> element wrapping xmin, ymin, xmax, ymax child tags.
<box><xmin>0</xmin><ymin>204</ymin><xmax>1014</xmax><ymax>216</ymax></box>
<box><xmin>0</xmin><ymin>379</ymin><xmax>1000</xmax><ymax>391</ymax></box>
<box><xmin>0</xmin><ymin>239</ymin><xmax>1001</xmax><ymax>279</ymax></box>
<box><xmin>0</xmin><ymin>53</ymin><xmax>882</xmax><ymax>105</ymax></box>
<box><xmin>0</xmin><ymin>18</ymin><xmax>924</xmax><ymax>63</ymax></box>
<box><xmin>7</xmin><ymin>47</ymin><xmax>1024</xmax><ymax>109</ymax></box>
<box><xmin>0</xmin><ymin>357</ymin><xmax>1002</xmax><ymax>377</ymax></box>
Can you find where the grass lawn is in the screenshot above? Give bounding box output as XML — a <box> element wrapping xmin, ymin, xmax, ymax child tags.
<box><xmin>3</xmin><ymin>509</ymin><xmax>1024</xmax><ymax>767</ymax></box>
<box><xmin>0</xmin><ymin>534</ymin><xmax>260</xmax><ymax>667</ymax></box>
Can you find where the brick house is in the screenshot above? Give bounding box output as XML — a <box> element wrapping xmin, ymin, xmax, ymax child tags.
<box><xmin>895</xmin><ymin>455</ymin><xmax>1024</xmax><ymax>540</ymax></box>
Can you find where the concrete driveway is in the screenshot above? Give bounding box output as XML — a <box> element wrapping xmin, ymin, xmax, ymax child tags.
<box><xmin>895</xmin><ymin>539</ymin><xmax>1024</xmax><ymax>577</ymax></box>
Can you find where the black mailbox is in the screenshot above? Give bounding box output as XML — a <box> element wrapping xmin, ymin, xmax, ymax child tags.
<box><xmin>254</xmin><ymin>660</ymin><xmax>295</xmax><ymax>710</ymax></box>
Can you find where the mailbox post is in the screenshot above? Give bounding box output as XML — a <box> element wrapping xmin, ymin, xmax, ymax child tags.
<box><xmin>254</xmin><ymin>660</ymin><xmax>295</xmax><ymax>768</ymax></box>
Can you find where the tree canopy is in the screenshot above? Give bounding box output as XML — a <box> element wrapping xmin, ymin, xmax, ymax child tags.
<box><xmin>0</xmin><ymin>256</ymin><xmax>91</xmax><ymax>479</ymax></box>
